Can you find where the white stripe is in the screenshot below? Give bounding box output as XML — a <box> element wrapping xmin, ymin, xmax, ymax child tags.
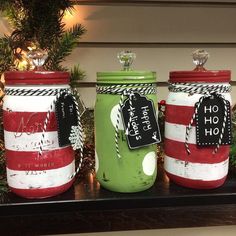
<box><xmin>7</xmin><ymin>161</ymin><xmax>75</xmax><ymax>189</ymax></box>
<box><xmin>3</xmin><ymin>95</ymin><xmax>56</xmax><ymax>112</ymax></box>
<box><xmin>4</xmin><ymin>130</ymin><xmax>60</xmax><ymax>151</ymax></box>
<box><xmin>164</xmin><ymin>155</ymin><xmax>228</xmax><ymax>181</ymax></box>
<box><xmin>166</xmin><ymin>91</ymin><xmax>231</xmax><ymax>107</ymax></box>
<box><xmin>165</xmin><ymin>122</ymin><xmax>196</xmax><ymax>144</ymax></box>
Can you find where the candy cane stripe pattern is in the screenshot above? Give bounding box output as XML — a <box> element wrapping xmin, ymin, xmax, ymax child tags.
<box><xmin>164</xmin><ymin>70</ymin><xmax>232</xmax><ymax>189</ymax></box>
<box><xmin>3</xmin><ymin>71</ymin><xmax>76</xmax><ymax>199</ymax></box>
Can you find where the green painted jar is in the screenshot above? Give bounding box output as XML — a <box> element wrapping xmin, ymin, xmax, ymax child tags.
<box><xmin>95</xmin><ymin>52</ymin><xmax>158</xmax><ymax>193</ymax></box>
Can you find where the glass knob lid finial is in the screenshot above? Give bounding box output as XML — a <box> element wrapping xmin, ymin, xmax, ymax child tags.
<box><xmin>192</xmin><ymin>49</ymin><xmax>209</xmax><ymax>71</ymax></box>
<box><xmin>27</xmin><ymin>48</ymin><xmax>48</xmax><ymax>70</ymax></box>
<box><xmin>117</xmin><ymin>51</ymin><xmax>136</xmax><ymax>71</ymax></box>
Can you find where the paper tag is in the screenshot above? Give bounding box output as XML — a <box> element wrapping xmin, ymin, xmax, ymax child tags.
<box><xmin>121</xmin><ymin>93</ymin><xmax>161</xmax><ymax>149</ymax></box>
<box><xmin>195</xmin><ymin>94</ymin><xmax>232</xmax><ymax>146</ymax></box>
<box><xmin>55</xmin><ymin>93</ymin><xmax>78</xmax><ymax>147</ymax></box>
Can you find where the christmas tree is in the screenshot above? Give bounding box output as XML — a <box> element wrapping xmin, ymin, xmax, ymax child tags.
<box><xmin>0</xmin><ymin>0</ymin><xmax>86</xmax><ymax>199</ymax></box>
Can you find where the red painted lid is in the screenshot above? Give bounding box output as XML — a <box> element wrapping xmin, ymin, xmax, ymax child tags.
<box><xmin>4</xmin><ymin>71</ymin><xmax>70</xmax><ymax>85</ymax></box>
<box><xmin>169</xmin><ymin>70</ymin><xmax>231</xmax><ymax>83</ymax></box>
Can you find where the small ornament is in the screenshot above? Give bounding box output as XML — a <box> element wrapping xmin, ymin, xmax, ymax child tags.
<box><xmin>192</xmin><ymin>49</ymin><xmax>209</xmax><ymax>71</ymax></box>
<box><xmin>117</xmin><ymin>51</ymin><xmax>136</xmax><ymax>71</ymax></box>
<box><xmin>69</xmin><ymin>125</ymin><xmax>82</xmax><ymax>150</ymax></box>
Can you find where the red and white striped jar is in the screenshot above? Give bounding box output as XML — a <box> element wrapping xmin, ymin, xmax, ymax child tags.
<box><xmin>164</xmin><ymin>70</ymin><xmax>231</xmax><ymax>189</ymax></box>
<box><xmin>3</xmin><ymin>71</ymin><xmax>75</xmax><ymax>198</ymax></box>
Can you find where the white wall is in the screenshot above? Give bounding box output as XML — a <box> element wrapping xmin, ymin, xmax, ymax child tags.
<box><xmin>62</xmin><ymin>5</ymin><xmax>236</xmax><ymax>108</ymax></box>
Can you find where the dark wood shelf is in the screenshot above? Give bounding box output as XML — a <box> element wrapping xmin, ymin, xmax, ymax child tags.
<box><xmin>1</xmin><ymin>164</ymin><xmax>236</xmax><ymax>234</ymax></box>
<box><xmin>74</xmin><ymin>0</ymin><xmax>236</xmax><ymax>7</ymax></box>
<box><xmin>78</xmin><ymin>42</ymin><xmax>236</xmax><ymax>48</ymax></box>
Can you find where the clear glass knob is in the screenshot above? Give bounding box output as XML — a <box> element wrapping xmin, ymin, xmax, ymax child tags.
<box><xmin>192</xmin><ymin>49</ymin><xmax>209</xmax><ymax>71</ymax></box>
<box><xmin>117</xmin><ymin>51</ymin><xmax>136</xmax><ymax>71</ymax></box>
<box><xmin>27</xmin><ymin>49</ymin><xmax>48</xmax><ymax>70</ymax></box>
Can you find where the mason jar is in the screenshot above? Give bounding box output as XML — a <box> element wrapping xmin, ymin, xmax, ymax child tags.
<box><xmin>3</xmin><ymin>71</ymin><xmax>75</xmax><ymax>198</ymax></box>
<box><xmin>95</xmin><ymin>52</ymin><xmax>160</xmax><ymax>192</ymax></box>
<box><xmin>164</xmin><ymin>50</ymin><xmax>232</xmax><ymax>189</ymax></box>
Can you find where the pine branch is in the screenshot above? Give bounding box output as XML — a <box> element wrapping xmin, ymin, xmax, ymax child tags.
<box><xmin>0</xmin><ymin>36</ymin><xmax>15</xmax><ymax>74</ymax></box>
<box><xmin>46</xmin><ymin>24</ymin><xmax>86</xmax><ymax>71</ymax></box>
<box><xmin>1</xmin><ymin>1</ymin><xmax>76</xmax><ymax>49</ymax></box>
<box><xmin>1</xmin><ymin>1</ymin><xmax>25</xmax><ymax>30</ymax></box>
<box><xmin>70</xmin><ymin>64</ymin><xmax>86</xmax><ymax>87</ymax></box>
<box><xmin>0</xmin><ymin>0</ymin><xmax>13</xmax><ymax>11</ymax></box>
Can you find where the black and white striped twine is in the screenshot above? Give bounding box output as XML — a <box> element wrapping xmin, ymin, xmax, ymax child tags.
<box><xmin>97</xmin><ymin>83</ymin><xmax>156</xmax><ymax>159</ymax></box>
<box><xmin>5</xmin><ymin>87</ymin><xmax>84</xmax><ymax>179</ymax></box>
<box><xmin>169</xmin><ymin>82</ymin><xmax>231</xmax><ymax>155</ymax></box>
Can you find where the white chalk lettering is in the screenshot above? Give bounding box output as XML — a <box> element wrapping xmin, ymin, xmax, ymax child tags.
<box><xmin>141</xmin><ymin>106</ymin><xmax>152</xmax><ymax>131</ymax></box>
<box><xmin>204</xmin><ymin>116</ymin><xmax>219</xmax><ymax>124</ymax></box>
<box><xmin>61</xmin><ymin>102</ymin><xmax>66</xmax><ymax>118</ymax></box>
<box><xmin>128</xmin><ymin>107</ymin><xmax>141</xmax><ymax>139</ymax></box>
<box><xmin>204</xmin><ymin>105</ymin><xmax>219</xmax><ymax>113</ymax></box>
<box><xmin>213</xmin><ymin>128</ymin><xmax>220</xmax><ymax>135</ymax></box>
<box><xmin>205</xmin><ymin>127</ymin><xmax>220</xmax><ymax>136</ymax></box>
<box><xmin>205</xmin><ymin>129</ymin><xmax>212</xmax><ymax>136</ymax></box>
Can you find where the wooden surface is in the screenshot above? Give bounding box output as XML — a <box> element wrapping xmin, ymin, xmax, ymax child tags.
<box><xmin>2</xmin><ymin>204</ymin><xmax>236</xmax><ymax>235</ymax></box>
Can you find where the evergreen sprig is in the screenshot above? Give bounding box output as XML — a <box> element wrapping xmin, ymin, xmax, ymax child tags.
<box><xmin>70</xmin><ymin>65</ymin><xmax>86</xmax><ymax>87</ymax></box>
<box><xmin>1</xmin><ymin>0</ymin><xmax>75</xmax><ymax>49</ymax></box>
<box><xmin>0</xmin><ymin>36</ymin><xmax>14</xmax><ymax>74</ymax></box>
<box><xmin>46</xmin><ymin>24</ymin><xmax>86</xmax><ymax>71</ymax></box>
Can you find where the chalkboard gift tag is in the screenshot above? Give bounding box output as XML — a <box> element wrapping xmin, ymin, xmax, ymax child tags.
<box><xmin>55</xmin><ymin>93</ymin><xmax>78</xmax><ymax>147</ymax></box>
<box><xmin>195</xmin><ymin>94</ymin><xmax>232</xmax><ymax>146</ymax></box>
<box><xmin>121</xmin><ymin>92</ymin><xmax>161</xmax><ymax>149</ymax></box>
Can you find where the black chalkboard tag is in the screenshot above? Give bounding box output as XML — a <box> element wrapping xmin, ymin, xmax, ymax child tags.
<box><xmin>55</xmin><ymin>93</ymin><xmax>78</xmax><ymax>147</ymax></box>
<box><xmin>121</xmin><ymin>93</ymin><xmax>161</xmax><ymax>149</ymax></box>
<box><xmin>195</xmin><ymin>94</ymin><xmax>232</xmax><ymax>146</ymax></box>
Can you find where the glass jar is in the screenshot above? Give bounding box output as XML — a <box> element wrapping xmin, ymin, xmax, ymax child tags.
<box><xmin>164</xmin><ymin>50</ymin><xmax>232</xmax><ymax>189</ymax></box>
<box><xmin>3</xmin><ymin>71</ymin><xmax>75</xmax><ymax>198</ymax></box>
<box><xmin>95</xmin><ymin>52</ymin><xmax>159</xmax><ymax>192</ymax></box>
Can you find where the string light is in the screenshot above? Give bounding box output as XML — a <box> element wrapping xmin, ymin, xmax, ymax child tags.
<box><xmin>63</xmin><ymin>9</ymin><xmax>74</xmax><ymax>20</ymax></box>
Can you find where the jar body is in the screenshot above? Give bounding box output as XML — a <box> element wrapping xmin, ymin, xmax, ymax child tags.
<box><xmin>95</xmin><ymin>79</ymin><xmax>158</xmax><ymax>193</ymax></box>
<box><xmin>3</xmin><ymin>84</ymin><xmax>75</xmax><ymax>198</ymax></box>
<box><xmin>164</xmin><ymin>82</ymin><xmax>231</xmax><ymax>189</ymax></box>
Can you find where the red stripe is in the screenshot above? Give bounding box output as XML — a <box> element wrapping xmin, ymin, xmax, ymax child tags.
<box><xmin>165</xmin><ymin>104</ymin><xmax>196</xmax><ymax>126</ymax></box>
<box><xmin>165</xmin><ymin>171</ymin><xmax>227</xmax><ymax>189</ymax></box>
<box><xmin>9</xmin><ymin>178</ymin><xmax>74</xmax><ymax>199</ymax></box>
<box><xmin>6</xmin><ymin>147</ymin><xmax>74</xmax><ymax>171</ymax></box>
<box><xmin>164</xmin><ymin>138</ymin><xmax>229</xmax><ymax>164</ymax></box>
<box><xmin>3</xmin><ymin>111</ymin><xmax>57</xmax><ymax>132</ymax></box>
